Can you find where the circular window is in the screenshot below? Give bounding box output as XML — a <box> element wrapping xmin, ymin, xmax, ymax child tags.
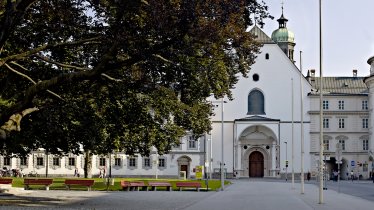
<box><xmin>253</xmin><ymin>74</ymin><xmax>259</xmax><ymax>81</ymax></box>
<box><xmin>243</xmin><ymin>145</ymin><xmax>248</xmax><ymax>149</ymax></box>
<box><xmin>266</xmin><ymin>145</ymin><xmax>270</xmax><ymax>149</ymax></box>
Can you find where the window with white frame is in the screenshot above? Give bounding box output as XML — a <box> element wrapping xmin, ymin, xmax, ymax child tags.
<box><xmin>323</xmin><ymin>100</ymin><xmax>329</xmax><ymax>110</ymax></box>
<box><xmin>3</xmin><ymin>157</ymin><xmax>10</xmax><ymax>166</ymax></box>
<box><xmin>338</xmin><ymin>100</ymin><xmax>344</xmax><ymax>110</ymax></box>
<box><xmin>114</xmin><ymin>158</ymin><xmax>121</xmax><ymax>166</ymax></box>
<box><xmin>188</xmin><ymin>136</ymin><xmax>197</xmax><ymax>149</ymax></box>
<box><xmin>362</xmin><ymin>100</ymin><xmax>368</xmax><ymax>110</ymax></box>
<box><xmin>338</xmin><ymin>140</ymin><xmax>346</xmax><ymax>150</ymax></box>
<box><xmin>323</xmin><ymin>139</ymin><xmax>329</xmax><ymax>151</ymax></box>
<box><xmin>36</xmin><ymin>157</ymin><xmax>44</xmax><ymax>166</ymax></box>
<box><xmin>99</xmin><ymin>157</ymin><xmax>106</xmax><ymax>167</ymax></box>
<box><xmin>52</xmin><ymin>157</ymin><xmax>60</xmax><ymax>166</ymax></box>
<box><xmin>129</xmin><ymin>157</ymin><xmax>137</xmax><ymax>168</ymax></box>
<box><xmin>363</xmin><ymin>139</ymin><xmax>369</xmax><ymax>150</ymax></box>
<box><xmin>362</xmin><ymin>118</ymin><xmax>369</xmax><ymax>128</ymax></box>
<box><xmin>323</xmin><ymin>118</ymin><xmax>329</xmax><ymax>128</ymax></box>
<box><xmin>158</xmin><ymin>157</ymin><xmax>166</xmax><ymax>168</ymax></box>
<box><xmin>143</xmin><ymin>157</ymin><xmax>151</xmax><ymax>168</ymax></box>
<box><xmin>68</xmin><ymin>157</ymin><xmax>75</xmax><ymax>166</ymax></box>
<box><xmin>20</xmin><ymin>157</ymin><xmax>27</xmax><ymax>166</ymax></box>
<box><xmin>338</xmin><ymin>118</ymin><xmax>345</xmax><ymax>128</ymax></box>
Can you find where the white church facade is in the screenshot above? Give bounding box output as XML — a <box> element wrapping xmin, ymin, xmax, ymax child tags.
<box><xmin>1</xmin><ymin>11</ymin><xmax>374</xmax><ymax>180</ymax></box>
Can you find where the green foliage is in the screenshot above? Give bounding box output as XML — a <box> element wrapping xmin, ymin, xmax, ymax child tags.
<box><xmin>0</xmin><ymin>0</ymin><xmax>272</xmax><ymax>156</ymax></box>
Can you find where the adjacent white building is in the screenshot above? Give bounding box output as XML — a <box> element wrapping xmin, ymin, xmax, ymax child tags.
<box><xmin>1</xmin><ymin>10</ymin><xmax>374</xmax><ymax>180</ymax></box>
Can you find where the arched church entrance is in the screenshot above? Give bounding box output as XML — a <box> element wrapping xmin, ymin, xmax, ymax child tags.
<box><xmin>249</xmin><ymin>151</ymin><xmax>264</xmax><ymax>177</ymax></box>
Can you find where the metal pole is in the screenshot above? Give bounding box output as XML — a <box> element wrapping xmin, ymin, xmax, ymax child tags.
<box><xmin>291</xmin><ymin>78</ymin><xmax>295</xmax><ymax>189</ymax></box>
<box><xmin>338</xmin><ymin>162</ymin><xmax>340</xmax><ymax>193</ymax></box>
<box><xmin>221</xmin><ymin>97</ymin><xmax>225</xmax><ymax>191</ymax></box>
<box><xmin>285</xmin><ymin>141</ymin><xmax>288</xmax><ymax>182</ymax></box>
<box><xmin>210</xmin><ymin>134</ymin><xmax>213</xmax><ymax>179</ymax></box>
<box><xmin>300</xmin><ymin>51</ymin><xmax>305</xmax><ymax>194</ymax></box>
<box><xmin>318</xmin><ymin>0</ymin><xmax>324</xmax><ymax>204</ymax></box>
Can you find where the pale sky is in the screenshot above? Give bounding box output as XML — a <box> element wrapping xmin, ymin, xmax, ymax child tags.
<box><xmin>261</xmin><ymin>0</ymin><xmax>374</xmax><ymax>77</ymax></box>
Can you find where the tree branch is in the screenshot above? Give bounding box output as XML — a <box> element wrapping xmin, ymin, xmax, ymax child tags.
<box><xmin>34</xmin><ymin>54</ymin><xmax>90</xmax><ymax>71</ymax></box>
<box><xmin>0</xmin><ymin>37</ymin><xmax>102</xmax><ymax>67</ymax></box>
<box><xmin>5</xmin><ymin>63</ymin><xmax>63</xmax><ymax>100</ymax></box>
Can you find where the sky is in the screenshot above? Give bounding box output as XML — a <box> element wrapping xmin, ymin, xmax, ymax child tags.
<box><xmin>260</xmin><ymin>0</ymin><xmax>374</xmax><ymax>77</ymax></box>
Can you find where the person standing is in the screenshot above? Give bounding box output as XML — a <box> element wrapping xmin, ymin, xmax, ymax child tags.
<box><xmin>307</xmin><ymin>171</ymin><xmax>311</xmax><ymax>181</ymax></box>
<box><xmin>350</xmin><ymin>170</ymin><xmax>354</xmax><ymax>182</ymax></box>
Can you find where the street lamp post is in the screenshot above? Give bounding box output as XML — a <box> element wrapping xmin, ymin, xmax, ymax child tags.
<box><xmin>211</xmin><ymin>99</ymin><xmax>227</xmax><ymax>191</ymax></box>
<box><xmin>318</xmin><ymin>0</ymin><xmax>324</xmax><ymax>204</ymax></box>
<box><xmin>284</xmin><ymin>141</ymin><xmax>288</xmax><ymax>182</ymax></box>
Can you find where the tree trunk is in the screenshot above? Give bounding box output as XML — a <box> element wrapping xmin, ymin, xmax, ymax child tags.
<box><xmin>84</xmin><ymin>149</ymin><xmax>92</xmax><ymax>178</ymax></box>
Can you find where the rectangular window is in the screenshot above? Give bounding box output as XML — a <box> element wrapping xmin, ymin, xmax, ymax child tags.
<box><xmin>338</xmin><ymin>118</ymin><xmax>345</xmax><ymax>128</ymax></box>
<box><xmin>362</xmin><ymin>118</ymin><xmax>369</xmax><ymax>128</ymax></box>
<box><xmin>114</xmin><ymin>158</ymin><xmax>121</xmax><ymax>166</ymax></box>
<box><xmin>323</xmin><ymin>100</ymin><xmax>329</xmax><ymax>110</ymax></box>
<box><xmin>144</xmin><ymin>158</ymin><xmax>151</xmax><ymax>167</ymax></box>
<box><xmin>338</xmin><ymin>100</ymin><xmax>344</xmax><ymax>110</ymax></box>
<box><xmin>20</xmin><ymin>157</ymin><xmax>27</xmax><ymax>166</ymax></box>
<box><xmin>99</xmin><ymin>157</ymin><xmax>106</xmax><ymax>167</ymax></box>
<box><xmin>129</xmin><ymin>157</ymin><xmax>136</xmax><ymax>167</ymax></box>
<box><xmin>53</xmin><ymin>157</ymin><xmax>60</xmax><ymax>166</ymax></box>
<box><xmin>323</xmin><ymin>140</ymin><xmax>329</xmax><ymax>151</ymax></box>
<box><xmin>3</xmin><ymin>157</ymin><xmax>10</xmax><ymax>166</ymax></box>
<box><xmin>36</xmin><ymin>157</ymin><xmax>44</xmax><ymax>166</ymax></box>
<box><xmin>362</xmin><ymin>100</ymin><xmax>368</xmax><ymax>110</ymax></box>
<box><xmin>188</xmin><ymin>136</ymin><xmax>197</xmax><ymax>149</ymax></box>
<box><xmin>158</xmin><ymin>158</ymin><xmax>165</xmax><ymax>168</ymax></box>
<box><xmin>363</xmin><ymin>139</ymin><xmax>369</xmax><ymax>150</ymax></box>
<box><xmin>323</xmin><ymin>118</ymin><xmax>329</xmax><ymax>128</ymax></box>
<box><xmin>339</xmin><ymin>140</ymin><xmax>346</xmax><ymax>150</ymax></box>
<box><xmin>68</xmin><ymin>157</ymin><xmax>75</xmax><ymax>166</ymax></box>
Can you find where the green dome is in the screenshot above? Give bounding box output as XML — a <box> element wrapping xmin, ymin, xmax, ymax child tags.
<box><xmin>271</xmin><ymin>28</ymin><xmax>295</xmax><ymax>43</ymax></box>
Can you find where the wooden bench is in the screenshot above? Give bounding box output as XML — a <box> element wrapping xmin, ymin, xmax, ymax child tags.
<box><xmin>65</xmin><ymin>179</ymin><xmax>95</xmax><ymax>191</ymax></box>
<box><xmin>24</xmin><ymin>178</ymin><xmax>53</xmax><ymax>190</ymax></box>
<box><xmin>148</xmin><ymin>181</ymin><xmax>172</xmax><ymax>191</ymax></box>
<box><xmin>176</xmin><ymin>182</ymin><xmax>202</xmax><ymax>191</ymax></box>
<box><xmin>0</xmin><ymin>178</ymin><xmax>13</xmax><ymax>184</ymax></box>
<box><xmin>120</xmin><ymin>180</ymin><xmax>148</xmax><ymax>191</ymax></box>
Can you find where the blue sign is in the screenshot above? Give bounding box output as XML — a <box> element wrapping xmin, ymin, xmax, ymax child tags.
<box><xmin>351</xmin><ymin>160</ymin><xmax>355</xmax><ymax>166</ymax></box>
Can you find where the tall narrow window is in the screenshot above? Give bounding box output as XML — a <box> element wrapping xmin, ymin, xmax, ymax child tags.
<box><xmin>338</xmin><ymin>140</ymin><xmax>346</xmax><ymax>150</ymax></box>
<box><xmin>36</xmin><ymin>157</ymin><xmax>44</xmax><ymax>166</ymax></box>
<box><xmin>114</xmin><ymin>158</ymin><xmax>121</xmax><ymax>166</ymax></box>
<box><xmin>265</xmin><ymin>53</ymin><xmax>269</xmax><ymax>60</ymax></box>
<box><xmin>68</xmin><ymin>157</ymin><xmax>75</xmax><ymax>166</ymax></box>
<box><xmin>323</xmin><ymin>118</ymin><xmax>329</xmax><ymax>128</ymax></box>
<box><xmin>3</xmin><ymin>157</ymin><xmax>10</xmax><ymax>166</ymax></box>
<box><xmin>323</xmin><ymin>100</ymin><xmax>329</xmax><ymax>110</ymax></box>
<box><xmin>362</xmin><ymin>100</ymin><xmax>368</xmax><ymax>110</ymax></box>
<box><xmin>363</xmin><ymin>139</ymin><xmax>369</xmax><ymax>150</ymax></box>
<box><xmin>338</xmin><ymin>118</ymin><xmax>345</xmax><ymax>128</ymax></box>
<box><xmin>20</xmin><ymin>157</ymin><xmax>27</xmax><ymax>166</ymax></box>
<box><xmin>188</xmin><ymin>136</ymin><xmax>197</xmax><ymax>149</ymax></box>
<box><xmin>248</xmin><ymin>90</ymin><xmax>265</xmax><ymax>115</ymax></box>
<box><xmin>362</xmin><ymin>118</ymin><xmax>369</xmax><ymax>128</ymax></box>
<box><xmin>53</xmin><ymin>157</ymin><xmax>60</xmax><ymax>166</ymax></box>
<box><xmin>323</xmin><ymin>140</ymin><xmax>329</xmax><ymax>151</ymax></box>
<box><xmin>338</xmin><ymin>100</ymin><xmax>344</xmax><ymax>110</ymax></box>
<box><xmin>99</xmin><ymin>157</ymin><xmax>106</xmax><ymax>167</ymax></box>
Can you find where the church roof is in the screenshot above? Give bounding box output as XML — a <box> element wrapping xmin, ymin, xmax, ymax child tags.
<box><xmin>309</xmin><ymin>77</ymin><xmax>368</xmax><ymax>95</ymax></box>
<box><xmin>249</xmin><ymin>25</ymin><xmax>275</xmax><ymax>44</ymax></box>
<box><xmin>235</xmin><ymin>115</ymin><xmax>280</xmax><ymax>122</ymax></box>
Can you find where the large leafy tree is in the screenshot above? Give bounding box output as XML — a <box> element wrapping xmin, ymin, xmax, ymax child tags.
<box><xmin>0</xmin><ymin>1</ymin><xmax>272</xmax><ymax>158</ymax></box>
